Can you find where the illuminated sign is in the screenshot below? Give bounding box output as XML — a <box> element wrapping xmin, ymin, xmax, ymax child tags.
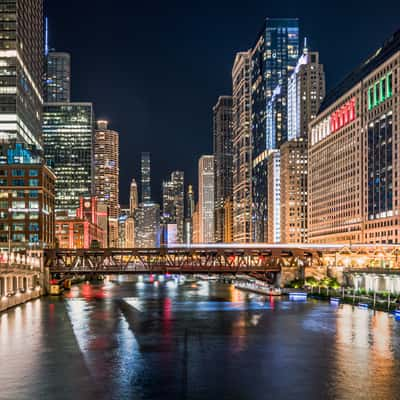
<box><xmin>330</xmin><ymin>98</ymin><xmax>355</xmax><ymax>133</ymax></box>
<box><xmin>367</xmin><ymin>72</ymin><xmax>392</xmax><ymax>110</ymax></box>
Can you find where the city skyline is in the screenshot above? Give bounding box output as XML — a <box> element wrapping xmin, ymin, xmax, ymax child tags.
<box><xmin>46</xmin><ymin>0</ymin><xmax>400</xmax><ymax>205</ymax></box>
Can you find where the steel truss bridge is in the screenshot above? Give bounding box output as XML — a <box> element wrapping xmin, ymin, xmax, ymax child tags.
<box><xmin>44</xmin><ymin>245</ymin><xmax>325</xmax><ymax>275</ymax></box>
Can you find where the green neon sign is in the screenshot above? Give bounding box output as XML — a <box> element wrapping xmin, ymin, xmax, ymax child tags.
<box><xmin>368</xmin><ymin>72</ymin><xmax>392</xmax><ymax>110</ymax></box>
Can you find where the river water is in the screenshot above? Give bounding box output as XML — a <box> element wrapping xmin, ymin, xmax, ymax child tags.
<box><xmin>1</xmin><ymin>277</ymin><xmax>400</xmax><ymax>400</ymax></box>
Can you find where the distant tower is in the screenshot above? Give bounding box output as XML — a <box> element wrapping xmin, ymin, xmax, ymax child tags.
<box><xmin>184</xmin><ymin>185</ymin><xmax>195</xmax><ymax>244</ymax></box>
<box><xmin>141</xmin><ymin>152</ymin><xmax>151</xmax><ymax>203</ymax></box>
<box><xmin>198</xmin><ymin>155</ymin><xmax>215</xmax><ymax>243</ymax></box>
<box><xmin>129</xmin><ymin>179</ymin><xmax>138</xmax><ymax>215</ymax></box>
<box><xmin>45</xmin><ymin>52</ymin><xmax>71</xmax><ymax>103</ymax></box>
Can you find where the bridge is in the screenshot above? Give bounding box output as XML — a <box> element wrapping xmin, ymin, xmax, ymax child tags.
<box><xmin>44</xmin><ymin>245</ymin><xmax>325</xmax><ymax>276</ymax></box>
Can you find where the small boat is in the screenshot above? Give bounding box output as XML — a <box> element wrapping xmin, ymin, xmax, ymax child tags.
<box><xmin>358</xmin><ymin>303</ymin><xmax>369</xmax><ymax>309</ymax></box>
<box><xmin>289</xmin><ymin>292</ymin><xmax>307</xmax><ymax>301</ymax></box>
<box><xmin>330</xmin><ymin>297</ymin><xmax>341</xmax><ymax>305</ymax></box>
<box><xmin>394</xmin><ymin>310</ymin><xmax>400</xmax><ymax>320</ymax></box>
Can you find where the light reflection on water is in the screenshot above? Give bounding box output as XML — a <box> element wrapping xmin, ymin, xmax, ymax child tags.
<box><xmin>1</xmin><ymin>280</ymin><xmax>400</xmax><ymax>400</ymax></box>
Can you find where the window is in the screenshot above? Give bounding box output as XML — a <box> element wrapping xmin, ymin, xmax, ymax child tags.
<box><xmin>0</xmin><ymin>169</ymin><xmax>7</xmax><ymax>176</ymax></box>
<box><xmin>12</xmin><ymin>233</ymin><xmax>25</xmax><ymax>242</ymax></box>
<box><xmin>12</xmin><ymin>212</ymin><xmax>25</xmax><ymax>220</ymax></box>
<box><xmin>12</xmin><ymin>179</ymin><xmax>24</xmax><ymax>186</ymax></box>
<box><xmin>29</xmin><ymin>212</ymin><xmax>38</xmax><ymax>220</ymax></box>
<box><xmin>29</xmin><ymin>200</ymin><xmax>39</xmax><ymax>209</ymax></box>
<box><xmin>12</xmin><ymin>223</ymin><xmax>24</xmax><ymax>231</ymax></box>
<box><xmin>0</xmin><ymin>200</ymin><xmax>8</xmax><ymax>209</ymax></box>
<box><xmin>12</xmin><ymin>201</ymin><xmax>25</xmax><ymax>209</ymax></box>
<box><xmin>12</xmin><ymin>191</ymin><xmax>25</xmax><ymax>198</ymax></box>
<box><xmin>29</xmin><ymin>179</ymin><xmax>39</xmax><ymax>186</ymax></box>
<box><xmin>29</xmin><ymin>169</ymin><xmax>38</xmax><ymax>177</ymax></box>
<box><xmin>29</xmin><ymin>190</ymin><xmax>38</xmax><ymax>198</ymax></box>
<box><xmin>0</xmin><ymin>211</ymin><xmax>8</xmax><ymax>219</ymax></box>
<box><xmin>29</xmin><ymin>222</ymin><xmax>39</xmax><ymax>232</ymax></box>
<box><xmin>0</xmin><ymin>179</ymin><xmax>7</xmax><ymax>186</ymax></box>
<box><xmin>12</xmin><ymin>169</ymin><xmax>24</xmax><ymax>177</ymax></box>
<box><xmin>29</xmin><ymin>234</ymin><xmax>39</xmax><ymax>243</ymax></box>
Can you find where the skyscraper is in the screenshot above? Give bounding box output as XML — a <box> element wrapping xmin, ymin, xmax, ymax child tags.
<box><xmin>162</xmin><ymin>171</ymin><xmax>184</xmax><ymax>244</ymax></box>
<box><xmin>94</xmin><ymin>120</ymin><xmax>119</xmax><ymax>247</ymax></box>
<box><xmin>45</xmin><ymin>52</ymin><xmax>71</xmax><ymax>103</ymax></box>
<box><xmin>232</xmin><ymin>50</ymin><xmax>252</xmax><ymax>243</ymax></box>
<box><xmin>198</xmin><ymin>155</ymin><xmax>214</xmax><ymax>243</ymax></box>
<box><xmin>213</xmin><ymin>96</ymin><xmax>233</xmax><ymax>243</ymax></box>
<box><xmin>0</xmin><ymin>0</ymin><xmax>44</xmax><ymax>150</ymax></box>
<box><xmin>135</xmin><ymin>152</ymin><xmax>161</xmax><ymax>247</ymax></box>
<box><xmin>251</xmin><ymin>18</ymin><xmax>299</xmax><ymax>242</ymax></box>
<box><xmin>184</xmin><ymin>184</ymin><xmax>195</xmax><ymax>244</ymax></box>
<box><xmin>43</xmin><ymin>103</ymin><xmax>94</xmax><ymax>216</ymax></box>
<box><xmin>129</xmin><ymin>178</ymin><xmax>138</xmax><ymax>215</ymax></box>
<box><xmin>280</xmin><ymin>48</ymin><xmax>325</xmax><ymax>243</ymax></box>
<box><xmin>141</xmin><ymin>152</ymin><xmax>151</xmax><ymax>203</ymax></box>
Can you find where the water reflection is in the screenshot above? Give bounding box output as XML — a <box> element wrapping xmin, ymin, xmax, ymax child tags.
<box><xmin>1</xmin><ymin>280</ymin><xmax>400</xmax><ymax>400</ymax></box>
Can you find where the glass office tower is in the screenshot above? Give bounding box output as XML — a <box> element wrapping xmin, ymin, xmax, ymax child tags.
<box><xmin>251</xmin><ymin>18</ymin><xmax>299</xmax><ymax>242</ymax></box>
<box><xmin>45</xmin><ymin>52</ymin><xmax>71</xmax><ymax>103</ymax></box>
<box><xmin>43</xmin><ymin>103</ymin><xmax>94</xmax><ymax>216</ymax></box>
<box><xmin>0</xmin><ymin>0</ymin><xmax>44</xmax><ymax>149</ymax></box>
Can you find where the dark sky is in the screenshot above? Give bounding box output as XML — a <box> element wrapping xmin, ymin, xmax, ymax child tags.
<box><xmin>46</xmin><ymin>0</ymin><xmax>400</xmax><ymax>205</ymax></box>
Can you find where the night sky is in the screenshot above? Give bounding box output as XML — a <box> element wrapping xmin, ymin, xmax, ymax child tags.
<box><xmin>46</xmin><ymin>0</ymin><xmax>400</xmax><ymax>205</ymax></box>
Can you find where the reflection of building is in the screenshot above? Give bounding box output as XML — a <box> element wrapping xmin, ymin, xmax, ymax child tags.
<box><xmin>55</xmin><ymin>196</ymin><xmax>104</xmax><ymax>249</ymax></box>
<box><xmin>309</xmin><ymin>29</ymin><xmax>400</xmax><ymax>244</ymax></box>
<box><xmin>198</xmin><ymin>155</ymin><xmax>214</xmax><ymax>243</ymax></box>
<box><xmin>281</xmin><ymin>48</ymin><xmax>325</xmax><ymax>243</ymax></box>
<box><xmin>232</xmin><ymin>50</ymin><xmax>252</xmax><ymax>243</ymax></box>
<box><xmin>94</xmin><ymin>120</ymin><xmax>119</xmax><ymax>247</ymax></box>
<box><xmin>162</xmin><ymin>171</ymin><xmax>184</xmax><ymax>243</ymax></box>
<box><xmin>251</xmin><ymin>18</ymin><xmax>299</xmax><ymax>242</ymax></box>
<box><xmin>135</xmin><ymin>202</ymin><xmax>160</xmax><ymax>248</ymax></box>
<box><xmin>223</xmin><ymin>197</ymin><xmax>233</xmax><ymax>243</ymax></box>
<box><xmin>0</xmin><ymin>144</ymin><xmax>55</xmax><ymax>250</ymax></box>
<box><xmin>213</xmin><ymin>96</ymin><xmax>233</xmax><ymax>242</ymax></box>
<box><xmin>45</xmin><ymin>52</ymin><xmax>71</xmax><ymax>103</ymax></box>
<box><xmin>43</xmin><ymin>103</ymin><xmax>94</xmax><ymax>216</ymax></box>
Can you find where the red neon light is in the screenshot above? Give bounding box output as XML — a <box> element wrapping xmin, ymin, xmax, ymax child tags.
<box><xmin>330</xmin><ymin>98</ymin><xmax>355</xmax><ymax>133</ymax></box>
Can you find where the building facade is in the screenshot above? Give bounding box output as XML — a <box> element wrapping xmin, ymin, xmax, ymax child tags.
<box><xmin>0</xmin><ymin>0</ymin><xmax>43</xmax><ymax>150</ymax></box>
<box><xmin>134</xmin><ymin>202</ymin><xmax>160</xmax><ymax>248</ymax></box>
<box><xmin>162</xmin><ymin>171</ymin><xmax>184</xmax><ymax>243</ymax></box>
<box><xmin>198</xmin><ymin>155</ymin><xmax>214</xmax><ymax>243</ymax></box>
<box><xmin>213</xmin><ymin>96</ymin><xmax>233</xmax><ymax>243</ymax></box>
<box><xmin>280</xmin><ymin>49</ymin><xmax>325</xmax><ymax>243</ymax></box>
<box><xmin>141</xmin><ymin>152</ymin><xmax>151</xmax><ymax>203</ymax></box>
<box><xmin>43</xmin><ymin>103</ymin><xmax>94</xmax><ymax>216</ymax></box>
<box><xmin>232</xmin><ymin>50</ymin><xmax>252</xmax><ymax>243</ymax></box>
<box><xmin>266</xmin><ymin>151</ymin><xmax>281</xmax><ymax>243</ymax></box>
<box><xmin>94</xmin><ymin>120</ymin><xmax>119</xmax><ymax>247</ymax></box>
<box><xmin>184</xmin><ymin>184</ymin><xmax>195</xmax><ymax>244</ymax></box>
<box><xmin>45</xmin><ymin>52</ymin><xmax>71</xmax><ymax>103</ymax></box>
<box><xmin>251</xmin><ymin>18</ymin><xmax>299</xmax><ymax>242</ymax></box>
<box><xmin>0</xmin><ymin>144</ymin><xmax>55</xmax><ymax>249</ymax></box>
<box><xmin>129</xmin><ymin>178</ymin><xmax>138</xmax><ymax>215</ymax></box>
<box><xmin>309</xmin><ymin>29</ymin><xmax>400</xmax><ymax>244</ymax></box>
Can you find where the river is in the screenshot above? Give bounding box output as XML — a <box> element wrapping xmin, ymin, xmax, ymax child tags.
<box><xmin>1</xmin><ymin>276</ymin><xmax>400</xmax><ymax>400</ymax></box>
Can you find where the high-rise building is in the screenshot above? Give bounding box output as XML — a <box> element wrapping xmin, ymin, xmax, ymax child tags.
<box><xmin>232</xmin><ymin>50</ymin><xmax>252</xmax><ymax>243</ymax></box>
<box><xmin>192</xmin><ymin>203</ymin><xmax>200</xmax><ymax>244</ymax></box>
<box><xmin>134</xmin><ymin>202</ymin><xmax>160</xmax><ymax>248</ymax></box>
<box><xmin>251</xmin><ymin>18</ymin><xmax>299</xmax><ymax>242</ymax></box>
<box><xmin>198</xmin><ymin>155</ymin><xmax>214</xmax><ymax>243</ymax></box>
<box><xmin>162</xmin><ymin>171</ymin><xmax>184</xmax><ymax>243</ymax></box>
<box><xmin>280</xmin><ymin>48</ymin><xmax>325</xmax><ymax>243</ymax></box>
<box><xmin>184</xmin><ymin>184</ymin><xmax>195</xmax><ymax>244</ymax></box>
<box><xmin>118</xmin><ymin>207</ymin><xmax>134</xmax><ymax>248</ymax></box>
<box><xmin>309</xmin><ymin>29</ymin><xmax>400</xmax><ymax>244</ymax></box>
<box><xmin>129</xmin><ymin>178</ymin><xmax>138</xmax><ymax>215</ymax></box>
<box><xmin>45</xmin><ymin>52</ymin><xmax>71</xmax><ymax>103</ymax></box>
<box><xmin>266</xmin><ymin>151</ymin><xmax>281</xmax><ymax>243</ymax></box>
<box><xmin>141</xmin><ymin>152</ymin><xmax>151</xmax><ymax>203</ymax></box>
<box><xmin>43</xmin><ymin>103</ymin><xmax>94</xmax><ymax>216</ymax></box>
<box><xmin>94</xmin><ymin>120</ymin><xmax>119</xmax><ymax>247</ymax></box>
<box><xmin>0</xmin><ymin>0</ymin><xmax>44</xmax><ymax>150</ymax></box>
<box><xmin>213</xmin><ymin>96</ymin><xmax>233</xmax><ymax>243</ymax></box>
